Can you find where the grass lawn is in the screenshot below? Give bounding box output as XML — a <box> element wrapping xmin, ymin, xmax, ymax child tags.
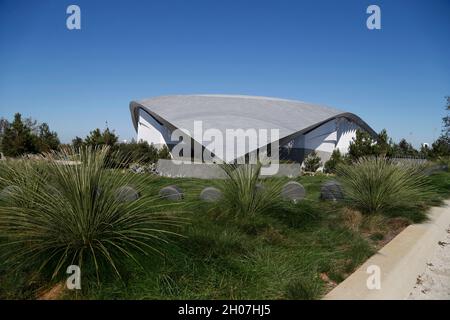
<box><xmin>1</xmin><ymin>170</ymin><xmax>450</xmax><ymax>300</ymax></box>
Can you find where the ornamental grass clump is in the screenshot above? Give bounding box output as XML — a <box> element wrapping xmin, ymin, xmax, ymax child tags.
<box><xmin>217</xmin><ymin>162</ymin><xmax>285</xmax><ymax>218</ymax></box>
<box><xmin>336</xmin><ymin>157</ymin><xmax>430</xmax><ymax>214</ymax></box>
<box><xmin>0</xmin><ymin>146</ymin><xmax>183</xmax><ymax>282</ymax></box>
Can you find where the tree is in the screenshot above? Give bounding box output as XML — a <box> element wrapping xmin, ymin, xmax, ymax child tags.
<box><xmin>430</xmin><ymin>136</ymin><xmax>450</xmax><ymax>158</ymax></box>
<box><xmin>348</xmin><ymin>129</ymin><xmax>393</xmax><ymax>160</ymax></box>
<box><xmin>0</xmin><ymin>113</ymin><xmax>38</xmax><ymax>157</ymax></box>
<box><xmin>37</xmin><ymin>123</ymin><xmax>60</xmax><ymax>152</ymax></box>
<box><xmin>392</xmin><ymin>138</ymin><xmax>419</xmax><ymax>157</ymax></box>
<box><xmin>428</xmin><ymin>97</ymin><xmax>450</xmax><ymax>159</ymax></box>
<box><xmin>374</xmin><ymin>129</ymin><xmax>393</xmax><ymax>157</ymax></box>
<box><xmin>420</xmin><ymin>144</ymin><xmax>431</xmax><ymax>158</ymax></box>
<box><xmin>442</xmin><ymin>96</ymin><xmax>450</xmax><ymax>138</ymax></box>
<box><xmin>324</xmin><ymin>149</ymin><xmax>342</xmax><ymax>174</ymax></box>
<box><xmin>102</xmin><ymin>128</ymin><xmax>119</xmax><ymax>147</ymax></box>
<box><xmin>0</xmin><ymin>118</ymin><xmax>9</xmax><ymax>136</ymax></box>
<box><xmin>303</xmin><ymin>151</ymin><xmax>322</xmax><ymax>172</ymax></box>
<box><xmin>72</xmin><ymin>136</ymin><xmax>84</xmax><ymax>152</ymax></box>
<box><xmin>158</xmin><ymin>145</ymin><xmax>172</xmax><ymax>160</ymax></box>
<box><xmin>84</xmin><ymin>128</ymin><xmax>103</xmax><ymax>147</ymax></box>
<box><xmin>348</xmin><ymin>130</ymin><xmax>376</xmax><ymax>160</ymax></box>
<box><xmin>116</xmin><ymin>141</ymin><xmax>159</xmax><ymax>164</ymax></box>
<box><xmin>1</xmin><ymin>114</ymin><xmax>61</xmax><ymax>156</ymax></box>
<box><xmin>0</xmin><ymin>118</ymin><xmax>9</xmax><ymax>152</ymax></box>
<box><xmin>23</xmin><ymin>117</ymin><xmax>39</xmax><ymax>135</ymax></box>
<box><xmin>84</xmin><ymin>128</ymin><xmax>118</xmax><ymax>147</ymax></box>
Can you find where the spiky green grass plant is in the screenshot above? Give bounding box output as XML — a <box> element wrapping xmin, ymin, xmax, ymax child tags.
<box><xmin>336</xmin><ymin>157</ymin><xmax>430</xmax><ymax>214</ymax></box>
<box><xmin>216</xmin><ymin>163</ymin><xmax>285</xmax><ymax>218</ymax></box>
<box><xmin>0</xmin><ymin>147</ymin><xmax>183</xmax><ymax>282</ymax></box>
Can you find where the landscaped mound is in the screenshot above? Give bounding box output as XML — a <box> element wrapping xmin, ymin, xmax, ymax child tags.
<box><xmin>0</xmin><ymin>147</ymin><xmax>183</xmax><ymax>283</ymax></box>
<box><xmin>336</xmin><ymin>157</ymin><xmax>430</xmax><ymax>214</ymax></box>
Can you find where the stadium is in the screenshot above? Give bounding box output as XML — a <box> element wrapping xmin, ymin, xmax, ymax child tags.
<box><xmin>130</xmin><ymin>94</ymin><xmax>376</xmax><ymax>164</ymax></box>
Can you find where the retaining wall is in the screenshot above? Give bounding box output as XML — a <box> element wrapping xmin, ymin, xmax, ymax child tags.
<box><xmin>156</xmin><ymin>159</ymin><xmax>302</xmax><ymax>179</ymax></box>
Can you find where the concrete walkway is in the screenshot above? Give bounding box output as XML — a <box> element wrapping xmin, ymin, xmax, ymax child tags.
<box><xmin>324</xmin><ymin>200</ymin><xmax>450</xmax><ymax>300</ymax></box>
<box><xmin>407</xmin><ymin>222</ymin><xmax>450</xmax><ymax>299</ymax></box>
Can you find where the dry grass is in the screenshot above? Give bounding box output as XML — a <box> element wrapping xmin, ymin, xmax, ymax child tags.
<box><xmin>361</xmin><ymin>214</ymin><xmax>387</xmax><ymax>234</ymax></box>
<box><xmin>340</xmin><ymin>207</ymin><xmax>363</xmax><ymax>232</ymax></box>
<box><xmin>37</xmin><ymin>282</ymin><xmax>65</xmax><ymax>300</ymax></box>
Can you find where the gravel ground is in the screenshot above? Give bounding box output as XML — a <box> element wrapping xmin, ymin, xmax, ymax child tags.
<box><xmin>408</xmin><ymin>224</ymin><xmax>450</xmax><ymax>300</ymax></box>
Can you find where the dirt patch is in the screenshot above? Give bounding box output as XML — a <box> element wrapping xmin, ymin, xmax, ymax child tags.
<box><xmin>363</xmin><ymin>216</ymin><xmax>412</xmax><ymax>250</ymax></box>
<box><xmin>37</xmin><ymin>282</ymin><xmax>65</xmax><ymax>300</ymax></box>
<box><xmin>320</xmin><ymin>272</ymin><xmax>338</xmax><ymax>292</ymax></box>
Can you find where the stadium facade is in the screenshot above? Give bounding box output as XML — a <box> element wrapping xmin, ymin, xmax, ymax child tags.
<box><xmin>130</xmin><ymin>95</ymin><xmax>376</xmax><ymax>164</ymax></box>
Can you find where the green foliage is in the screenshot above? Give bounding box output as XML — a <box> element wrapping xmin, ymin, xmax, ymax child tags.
<box><xmin>376</xmin><ymin>129</ymin><xmax>392</xmax><ymax>156</ymax></box>
<box><xmin>426</xmin><ymin>170</ymin><xmax>450</xmax><ymax>204</ymax></box>
<box><xmin>348</xmin><ymin>129</ymin><xmax>393</xmax><ymax>161</ymax></box>
<box><xmin>113</xmin><ymin>142</ymin><xmax>172</xmax><ymax>168</ymax></box>
<box><xmin>113</xmin><ymin>141</ymin><xmax>172</xmax><ymax>167</ymax></box>
<box><xmin>3</xmin><ymin>170</ymin><xmax>449</xmax><ymax>299</ymax></box>
<box><xmin>348</xmin><ymin>130</ymin><xmax>376</xmax><ymax>160</ymax></box>
<box><xmin>115</xmin><ymin>141</ymin><xmax>159</xmax><ymax>164</ymax></box>
<box><xmin>75</xmin><ymin>129</ymin><xmax>171</xmax><ymax>167</ymax></box>
<box><xmin>0</xmin><ymin>118</ymin><xmax>9</xmax><ymax>140</ymax></box>
<box><xmin>422</xmin><ymin>97</ymin><xmax>450</xmax><ymax>160</ymax></box>
<box><xmin>336</xmin><ymin>157</ymin><xmax>430</xmax><ymax>214</ymax></box>
<box><xmin>72</xmin><ymin>136</ymin><xmax>84</xmax><ymax>152</ymax></box>
<box><xmin>157</xmin><ymin>145</ymin><xmax>172</xmax><ymax>160</ymax></box>
<box><xmin>442</xmin><ymin>96</ymin><xmax>450</xmax><ymax>138</ymax></box>
<box><xmin>0</xmin><ymin>113</ymin><xmax>60</xmax><ymax>157</ymax></box>
<box><xmin>1</xmin><ymin>113</ymin><xmax>38</xmax><ymax>156</ymax></box>
<box><xmin>347</xmin><ymin>129</ymin><xmax>424</xmax><ymax>159</ymax></box>
<box><xmin>84</xmin><ymin>128</ymin><xmax>118</xmax><ymax>147</ymax></box>
<box><xmin>0</xmin><ymin>146</ymin><xmax>183</xmax><ymax>282</ymax></box>
<box><xmin>36</xmin><ymin>123</ymin><xmax>60</xmax><ymax>153</ymax></box>
<box><xmin>419</xmin><ymin>144</ymin><xmax>431</xmax><ymax>158</ymax></box>
<box><xmin>391</xmin><ymin>138</ymin><xmax>419</xmax><ymax>157</ymax></box>
<box><xmin>216</xmin><ymin>163</ymin><xmax>285</xmax><ymax>218</ymax></box>
<box><xmin>303</xmin><ymin>151</ymin><xmax>322</xmax><ymax>172</ymax></box>
<box><xmin>429</xmin><ymin>136</ymin><xmax>450</xmax><ymax>159</ymax></box>
<box><xmin>323</xmin><ymin>149</ymin><xmax>342</xmax><ymax>174</ymax></box>
<box><xmin>284</xmin><ymin>275</ymin><xmax>323</xmax><ymax>300</ymax></box>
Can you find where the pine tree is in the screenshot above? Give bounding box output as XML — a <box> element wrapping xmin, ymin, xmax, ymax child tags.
<box><xmin>72</xmin><ymin>136</ymin><xmax>84</xmax><ymax>152</ymax></box>
<box><xmin>1</xmin><ymin>113</ymin><xmax>38</xmax><ymax>157</ymax></box>
<box><xmin>37</xmin><ymin>123</ymin><xmax>60</xmax><ymax>152</ymax></box>
<box><xmin>442</xmin><ymin>96</ymin><xmax>450</xmax><ymax>138</ymax></box>
<box><xmin>84</xmin><ymin>128</ymin><xmax>118</xmax><ymax>147</ymax></box>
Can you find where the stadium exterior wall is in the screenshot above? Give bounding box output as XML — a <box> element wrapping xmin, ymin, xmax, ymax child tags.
<box><xmin>130</xmin><ymin>95</ymin><xmax>376</xmax><ymax>166</ymax></box>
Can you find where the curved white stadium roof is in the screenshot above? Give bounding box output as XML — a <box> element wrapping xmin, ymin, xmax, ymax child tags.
<box><xmin>130</xmin><ymin>94</ymin><xmax>376</xmax><ymax>148</ymax></box>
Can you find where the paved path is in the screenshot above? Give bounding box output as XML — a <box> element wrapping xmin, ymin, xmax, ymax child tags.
<box><xmin>408</xmin><ymin>223</ymin><xmax>450</xmax><ymax>299</ymax></box>
<box><xmin>324</xmin><ymin>200</ymin><xmax>450</xmax><ymax>300</ymax></box>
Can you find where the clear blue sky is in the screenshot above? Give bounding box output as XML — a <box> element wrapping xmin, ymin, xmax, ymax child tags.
<box><xmin>0</xmin><ymin>0</ymin><xmax>449</xmax><ymax>146</ymax></box>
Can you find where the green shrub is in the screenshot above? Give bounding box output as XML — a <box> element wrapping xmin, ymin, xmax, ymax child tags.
<box><xmin>370</xmin><ymin>232</ymin><xmax>385</xmax><ymax>241</ymax></box>
<box><xmin>114</xmin><ymin>141</ymin><xmax>159</xmax><ymax>166</ymax></box>
<box><xmin>0</xmin><ymin>146</ymin><xmax>183</xmax><ymax>282</ymax></box>
<box><xmin>303</xmin><ymin>151</ymin><xmax>322</xmax><ymax>172</ymax></box>
<box><xmin>216</xmin><ymin>163</ymin><xmax>285</xmax><ymax>218</ymax></box>
<box><xmin>157</xmin><ymin>145</ymin><xmax>172</xmax><ymax>160</ymax></box>
<box><xmin>323</xmin><ymin>149</ymin><xmax>342</xmax><ymax>174</ymax></box>
<box><xmin>284</xmin><ymin>275</ymin><xmax>323</xmax><ymax>300</ymax></box>
<box><xmin>336</xmin><ymin>157</ymin><xmax>430</xmax><ymax>214</ymax></box>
